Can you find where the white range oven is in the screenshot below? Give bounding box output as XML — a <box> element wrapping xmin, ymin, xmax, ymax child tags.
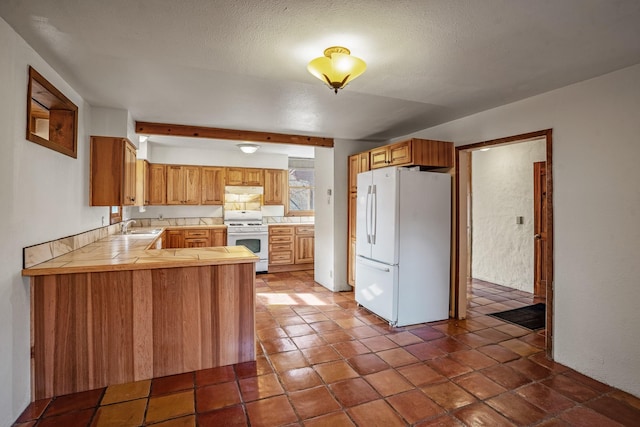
<box><xmin>224</xmin><ymin>210</ymin><xmax>268</xmax><ymax>273</ymax></box>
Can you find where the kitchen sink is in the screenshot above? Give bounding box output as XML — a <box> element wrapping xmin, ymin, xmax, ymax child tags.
<box><xmin>126</xmin><ymin>228</ymin><xmax>162</xmax><ymax>236</ymax></box>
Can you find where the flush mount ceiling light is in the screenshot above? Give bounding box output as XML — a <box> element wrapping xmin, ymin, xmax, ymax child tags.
<box><xmin>307</xmin><ymin>46</ymin><xmax>367</xmax><ymax>94</ymax></box>
<box><xmin>237</xmin><ymin>143</ymin><xmax>260</xmax><ymax>154</ymax></box>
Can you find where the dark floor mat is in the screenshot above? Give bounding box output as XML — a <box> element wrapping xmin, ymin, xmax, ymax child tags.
<box><xmin>488</xmin><ymin>303</ymin><xmax>546</xmax><ymax>330</ymax></box>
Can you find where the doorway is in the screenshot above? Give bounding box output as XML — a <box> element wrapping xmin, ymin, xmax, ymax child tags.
<box><xmin>453</xmin><ymin>129</ymin><xmax>554</xmax><ymax>356</ymax></box>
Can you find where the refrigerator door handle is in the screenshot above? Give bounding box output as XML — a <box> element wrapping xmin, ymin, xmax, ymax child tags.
<box><xmin>371</xmin><ymin>184</ymin><xmax>377</xmax><ymax>244</ymax></box>
<box><xmin>365</xmin><ymin>185</ymin><xmax>372</xmax><ymax>243</ymax></box>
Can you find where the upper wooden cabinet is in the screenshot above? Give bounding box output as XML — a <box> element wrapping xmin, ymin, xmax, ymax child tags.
<box><xmin>264</xmin><ymin>169</ymin><xmax>287</xmax><ymax>205</ymax></box>
<box><xmin>90</xmin><ymin>136</ymin><xmax>137</xmax><ymax>206</ymax></box>
<box><xmin>225</xmin><ymin>167</ymin><xmax>264</xmax><ymax>186</ymax></box>
<box><xmin>370</xmin><ymin>138</ymin><xmax>453</xmax><ymax>169</ymax></box>
<box><xmin>166</xmin><ymin>165</ymin><xmax>201</xmax><ymax>205</ymax></box>
<box><xmin>349</xmin><ymin>152</ymin><xmax>370</xmax><ymax>193</ymax></box>
<box><xmin>148</xmin><ymin>164</ymin><xmax>167</xmax><ymax>205</ymax></box>
<box><xmin>201</xmin><ymin>166</ymin><xmax>225</xmax><ymax>205</ymax></box>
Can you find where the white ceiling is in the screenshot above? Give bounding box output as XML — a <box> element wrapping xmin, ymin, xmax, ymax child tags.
<box><xmin>2</xmin><ymin>0</ymin><xmax>640</xmax><ymax>154</ymax></box>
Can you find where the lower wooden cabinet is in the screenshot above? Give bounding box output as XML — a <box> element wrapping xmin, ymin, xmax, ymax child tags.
<box><xmin>294</xmin><ymin>225</ymin><xmax>315</xmax><ymax>264</ymax></box>
<box><xmin>268</xmin><ymin>224</ymin><xmax>314</xmax><ymax>272</ymax></box>
<box><xmin>163</xmin><ymin>227</ymin><xmax>227</xmax><ymax>249</ymax></box>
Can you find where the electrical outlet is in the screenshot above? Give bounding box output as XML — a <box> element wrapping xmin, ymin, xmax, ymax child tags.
<box><xmin>101</xmin><ymin>216</ymin><xmax>105</xmax><ymax>226</ymax></box>
<box><xmin>158</xmin><ymin>214</ymin><xmax>163</xmax><ymax>220</ymax></box>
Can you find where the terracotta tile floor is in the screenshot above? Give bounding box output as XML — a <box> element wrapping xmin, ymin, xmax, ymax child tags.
<box><xmin>14</xmin><ymin>272</ymin><xmax>640</xmax><ymax>426</ymax></box>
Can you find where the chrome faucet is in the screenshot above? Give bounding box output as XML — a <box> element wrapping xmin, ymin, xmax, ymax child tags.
<box><xmin>122</xmin><ymin>219</ymin><xmax>136</xmax><ymax>234</ymax></box>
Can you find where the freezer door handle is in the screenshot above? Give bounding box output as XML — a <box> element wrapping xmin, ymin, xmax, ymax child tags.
<box><xmin>357</xmin><ymin>256</ymin><xmax>391</xmax><ymax>272</ymax></box>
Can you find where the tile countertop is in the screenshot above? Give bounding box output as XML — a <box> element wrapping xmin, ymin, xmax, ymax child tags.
<box><xmin>22</xmin><ymin>226</ymin><xmax>257</xmax><ymax>277</ymax></box>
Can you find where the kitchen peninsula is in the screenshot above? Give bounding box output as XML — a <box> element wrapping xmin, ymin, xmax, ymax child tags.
<box><xmin>22</xmin><ymin>229</ymin><xmax>258</xmax><ymax>400</ymax></box>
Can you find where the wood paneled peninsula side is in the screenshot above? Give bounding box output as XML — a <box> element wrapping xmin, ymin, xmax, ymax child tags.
<box><xmin>22</xmin><ymin>229</ymin><xmax>258</xmax><ymax>400</ymax></box>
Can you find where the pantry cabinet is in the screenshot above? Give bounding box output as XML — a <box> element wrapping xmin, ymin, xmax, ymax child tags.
<box><xmin>90</xmin><ymin>136</ymin><xmax>137</xmax><ymax>206</ymax></box>
<box><xmin>201</xmin><ymin>166</ymin><xmax>225</xmax><ymax>205</ymax></box>
<box><xmin>166</xmin><ymin>165</ymin><xmax>201</xmax><ymax>205</ymax></box>
<box><xmin>225</xmin><ymin>167</ymin><xmax>264</xmax><ymax>186</ymax></box>
<box><xmin>264</xmin><ymin>169</ymin><xmax>287</xmax><ymax>205</ymax></box>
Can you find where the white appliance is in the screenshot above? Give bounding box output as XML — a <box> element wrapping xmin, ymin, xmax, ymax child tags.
<box><xmin>224</xmin><ymin>210</ymin><xmax>269</xmax><ymax>273</ymax></box>
<box><xmin>355</xmin><ymin>167</ymin><xmax>451</xmax><ymax>327</ymax></box>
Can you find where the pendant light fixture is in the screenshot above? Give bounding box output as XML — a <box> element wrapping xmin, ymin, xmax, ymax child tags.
<box><xmin>307</xmin><ymin>46</ymin><xmax>366</xmax><ymax>94</ymax></box>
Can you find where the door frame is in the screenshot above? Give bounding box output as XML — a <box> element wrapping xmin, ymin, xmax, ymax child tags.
<box><xmin>453</xmin><ymin>129</ymin><xmax>554</xmax><ymax>356</ymax></box>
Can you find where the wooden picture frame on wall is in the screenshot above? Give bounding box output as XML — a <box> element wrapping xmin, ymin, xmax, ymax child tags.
<box><xmin>26</xmin><ymin>66</ymin><xmax>78</xmax><ymax>158</ymax></box>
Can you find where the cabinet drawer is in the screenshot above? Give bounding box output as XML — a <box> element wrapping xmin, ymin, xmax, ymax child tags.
<box><xmin>184</xmin><ymin>229</ymin><xmax>210</xmax><ymax>238</ymax></box>
<box><xmin>270</xmin><ymin>235</ymin><xmax>293</xmax><ymax>243</ymax></box>
<box><xmin>295</xmin><ymin>225</ymin><xmax>315</xmax><ymax>235</ymax></box>
<box><xmin>270</xmin><ymin>226</ymin><xmax>294</xmax><ymax>235</ymax></box>
<box><xmin>270</xmin><ymin>243</ymin><xmax>293</xmax><ymax>252</ymax></box>
<box><xmin>270</xmin><ymin>252</ymin><xmax>294</xmax><ymax>264</ymax></box>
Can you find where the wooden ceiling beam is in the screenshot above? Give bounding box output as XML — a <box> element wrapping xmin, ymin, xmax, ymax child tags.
<box><xmin>135</xmin><ymin>121</ymin><xmax>334</xmax><ymax>148</ymax></box>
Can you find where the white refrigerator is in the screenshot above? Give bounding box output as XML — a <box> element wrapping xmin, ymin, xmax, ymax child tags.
<box><xmin>355</xmin><ymin>167</ymin><xmax>451</xmax><ymax>326</ymax></box>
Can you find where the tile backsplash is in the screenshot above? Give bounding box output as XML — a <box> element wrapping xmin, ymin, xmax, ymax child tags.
<box><xmin>23</xmin><ymin>223</ymin><xmax>121</xmax><ymax>269</ymax></box>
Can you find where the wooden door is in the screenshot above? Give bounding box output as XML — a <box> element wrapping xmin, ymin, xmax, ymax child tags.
<box><xmin>244</xmin><ymin>168</ymin><xmax>264</xmax><ymax>186</ymax></box>
<box><xmin>201</xmin><ymin>167</ymin><xmax>225</xmax><ymax>205</ymax></box>
<box><xmin>183</xmin><ymin>166</ymin><xmax>201</xmax><ymax>204</ymax></box>
<box><xmin>295</xmin><ymin>235</ymin><xmax>315</xmax><ymax>264</ymax></box>
<box><xmin>389</xmin><ymin>140</ymin><xmax>412</xmax><ymax>166</ymax></box>
<box><xmin>148</xmin><ymin>164</ymin><xmax>166</xmax><ymax>205</ymax></box>
<box><xmin>534</xmin><ymin>161</ymin><xmax>547</xmax><ymax>297</ymax></box>
<box><xmin>166</xmin><ymin>230</ymin><xmax>184</xmax><ymax>248</ymax></box>
<box><xmin>123</xmin><ymin>142</ymin><xmax>137</xmax><ymax>205</ymax></box>
<box><xmin>358</xmin><ymin>152</ymin><xmax>370</xmax><ymax>173</ymax></box>
<box><xmin>211</xmin><ymin>228</ymin><xmax>227</xmax><ymax>246</ymax></box>
<box><xmin>370</xmin><ymin>147</ymin><xmax>389</xmax><ymax>169</ymax></box>
<box><xmin>166</xmin><ymin>166</ymin><xmax>184</xmax><ymax>205</ymax></box>
<box><xmin>348</xmin><ymin>155</ymin><xmax>359</xmax><ymax>192</ymax></box>
<box><xmin>264</xmin><ymin>169</ymin><xmax>286</xmax><ymax>205</ymax></box>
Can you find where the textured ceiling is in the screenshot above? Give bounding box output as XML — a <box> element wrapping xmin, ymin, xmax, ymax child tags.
<box><xmin>2</xmin><ymin>0</ymin><xmax>640</xmax><ymax>147</ymax></box>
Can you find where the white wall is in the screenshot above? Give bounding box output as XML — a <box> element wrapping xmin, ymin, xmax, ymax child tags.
<box><xmin>471</xmin><ymin>140</ymin><xmax>546</xmax><ymax>292</ymax></box>
<box><xmin>401</xmin><ymin>63</ymin><xmax>640</xmax><ymax>397</ymax></box>
<box><xmin>314</xmin><ymin>140</ymin><xmax>381</xmax><ymax>291</ymax></box>
<box><xmin>150</xmin><ymin>145</ymin><xmax>288</xmax><ymax>169</ymax></box>
<box><xmin>0</xmin><ymin>17</ymin><xmax>106</xmax><ymax>424</ymax></box>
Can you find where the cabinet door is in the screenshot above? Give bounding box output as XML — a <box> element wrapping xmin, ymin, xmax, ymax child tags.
<box><xmin>123</xmin><ymin>142</ymin><xmax>137</xmax><ymax>205</ymax></box>
<box><xmin>370</xmin><ymin>147</ymin><xmax>389</xmax><ymax>169</ymax></box>
<box><xmin>349</xmin><ymin>192</ymin><xmax>357</xmax><ymax>240</ymax></box>
<box><xmin>358</xmin><ymin>152</ymin><xmax>370</xmax><ymax>173</ymax></box>
<box><xmin>389</xmin><ymin>140</ymin><xmax>412</xmax><ymax>166</ymax></box>
<box><xmin>166</xmin><ymin>230</ymin><xmax>184</xmax><ymax>248</ymax></box>
<box><xmin>264</xmin><ymin>169</ymin><xmax>286</xmax><ymax>205</ymax></box>
<box><xmin>244</xmin><ymin>168</ymin><xmax>264</xmax><ymax>186</ymax></box>
<box><xmin>201</xmin><ymin>167</ymin><xmax>225</xmax><ymax>205</ymax></box>
<box><xmin>211</xmin><ymin>228</ymin><xmax>227</xmax><ymax>246</ymax></box>
<box><xmin>348</xmin><ymin>154</ymin><xmax>359</xmax><ymax>193</ymax></box>
<box><xmin>295</xmin><ymin>235</ymin><xmax>315</xmax><ymax>264</ymax></box>
<box><xmin>183</xmin><ymin>166</ymin><xmax>201</xmax><ymax>204</ymax></box>
<box><xmin>148</xmin><ymin>164</ymin><xmax>166</xmax><ymax>205</ymax></box>
<box><xmin>135</xmin><ymin>159</ymin><xmax>148</xmax><ymax>206</ymax></box>
<box><xmin>225</xmin><ymin>167</ymin><xmax>244</xmax><ymax>185</ymax></box>
<box><xmin>185</xmin><ymin>238</ymin><xmax>209</xmax><ymax>248</ymax></box>
<box><xmin>166</xmin><ymin>166</ymin><xmax>184</xmax><ymax>205</ymax></box>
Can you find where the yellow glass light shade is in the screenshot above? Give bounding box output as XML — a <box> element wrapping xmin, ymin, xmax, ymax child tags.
<box><xmin>307</xmin><ymin>46</ymin><xmax>366</xmax><ymax>93</ymax></box>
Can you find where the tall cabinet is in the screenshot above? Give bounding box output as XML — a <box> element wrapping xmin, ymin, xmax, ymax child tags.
<box><xmin>347</xmin><ymin>152</ymin><xmax>369</xmax><ymax>285</ymax></box>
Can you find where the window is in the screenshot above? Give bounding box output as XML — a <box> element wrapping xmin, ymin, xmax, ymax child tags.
<box><xmin>110</xmin><ymin>206</ymin><xmax>122</xmax><ymax>224</ymax></box>
<box><xmin>288</xmin><ymin>158</ymin><xmax>314</xmax><ymax>216</ymax></box>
